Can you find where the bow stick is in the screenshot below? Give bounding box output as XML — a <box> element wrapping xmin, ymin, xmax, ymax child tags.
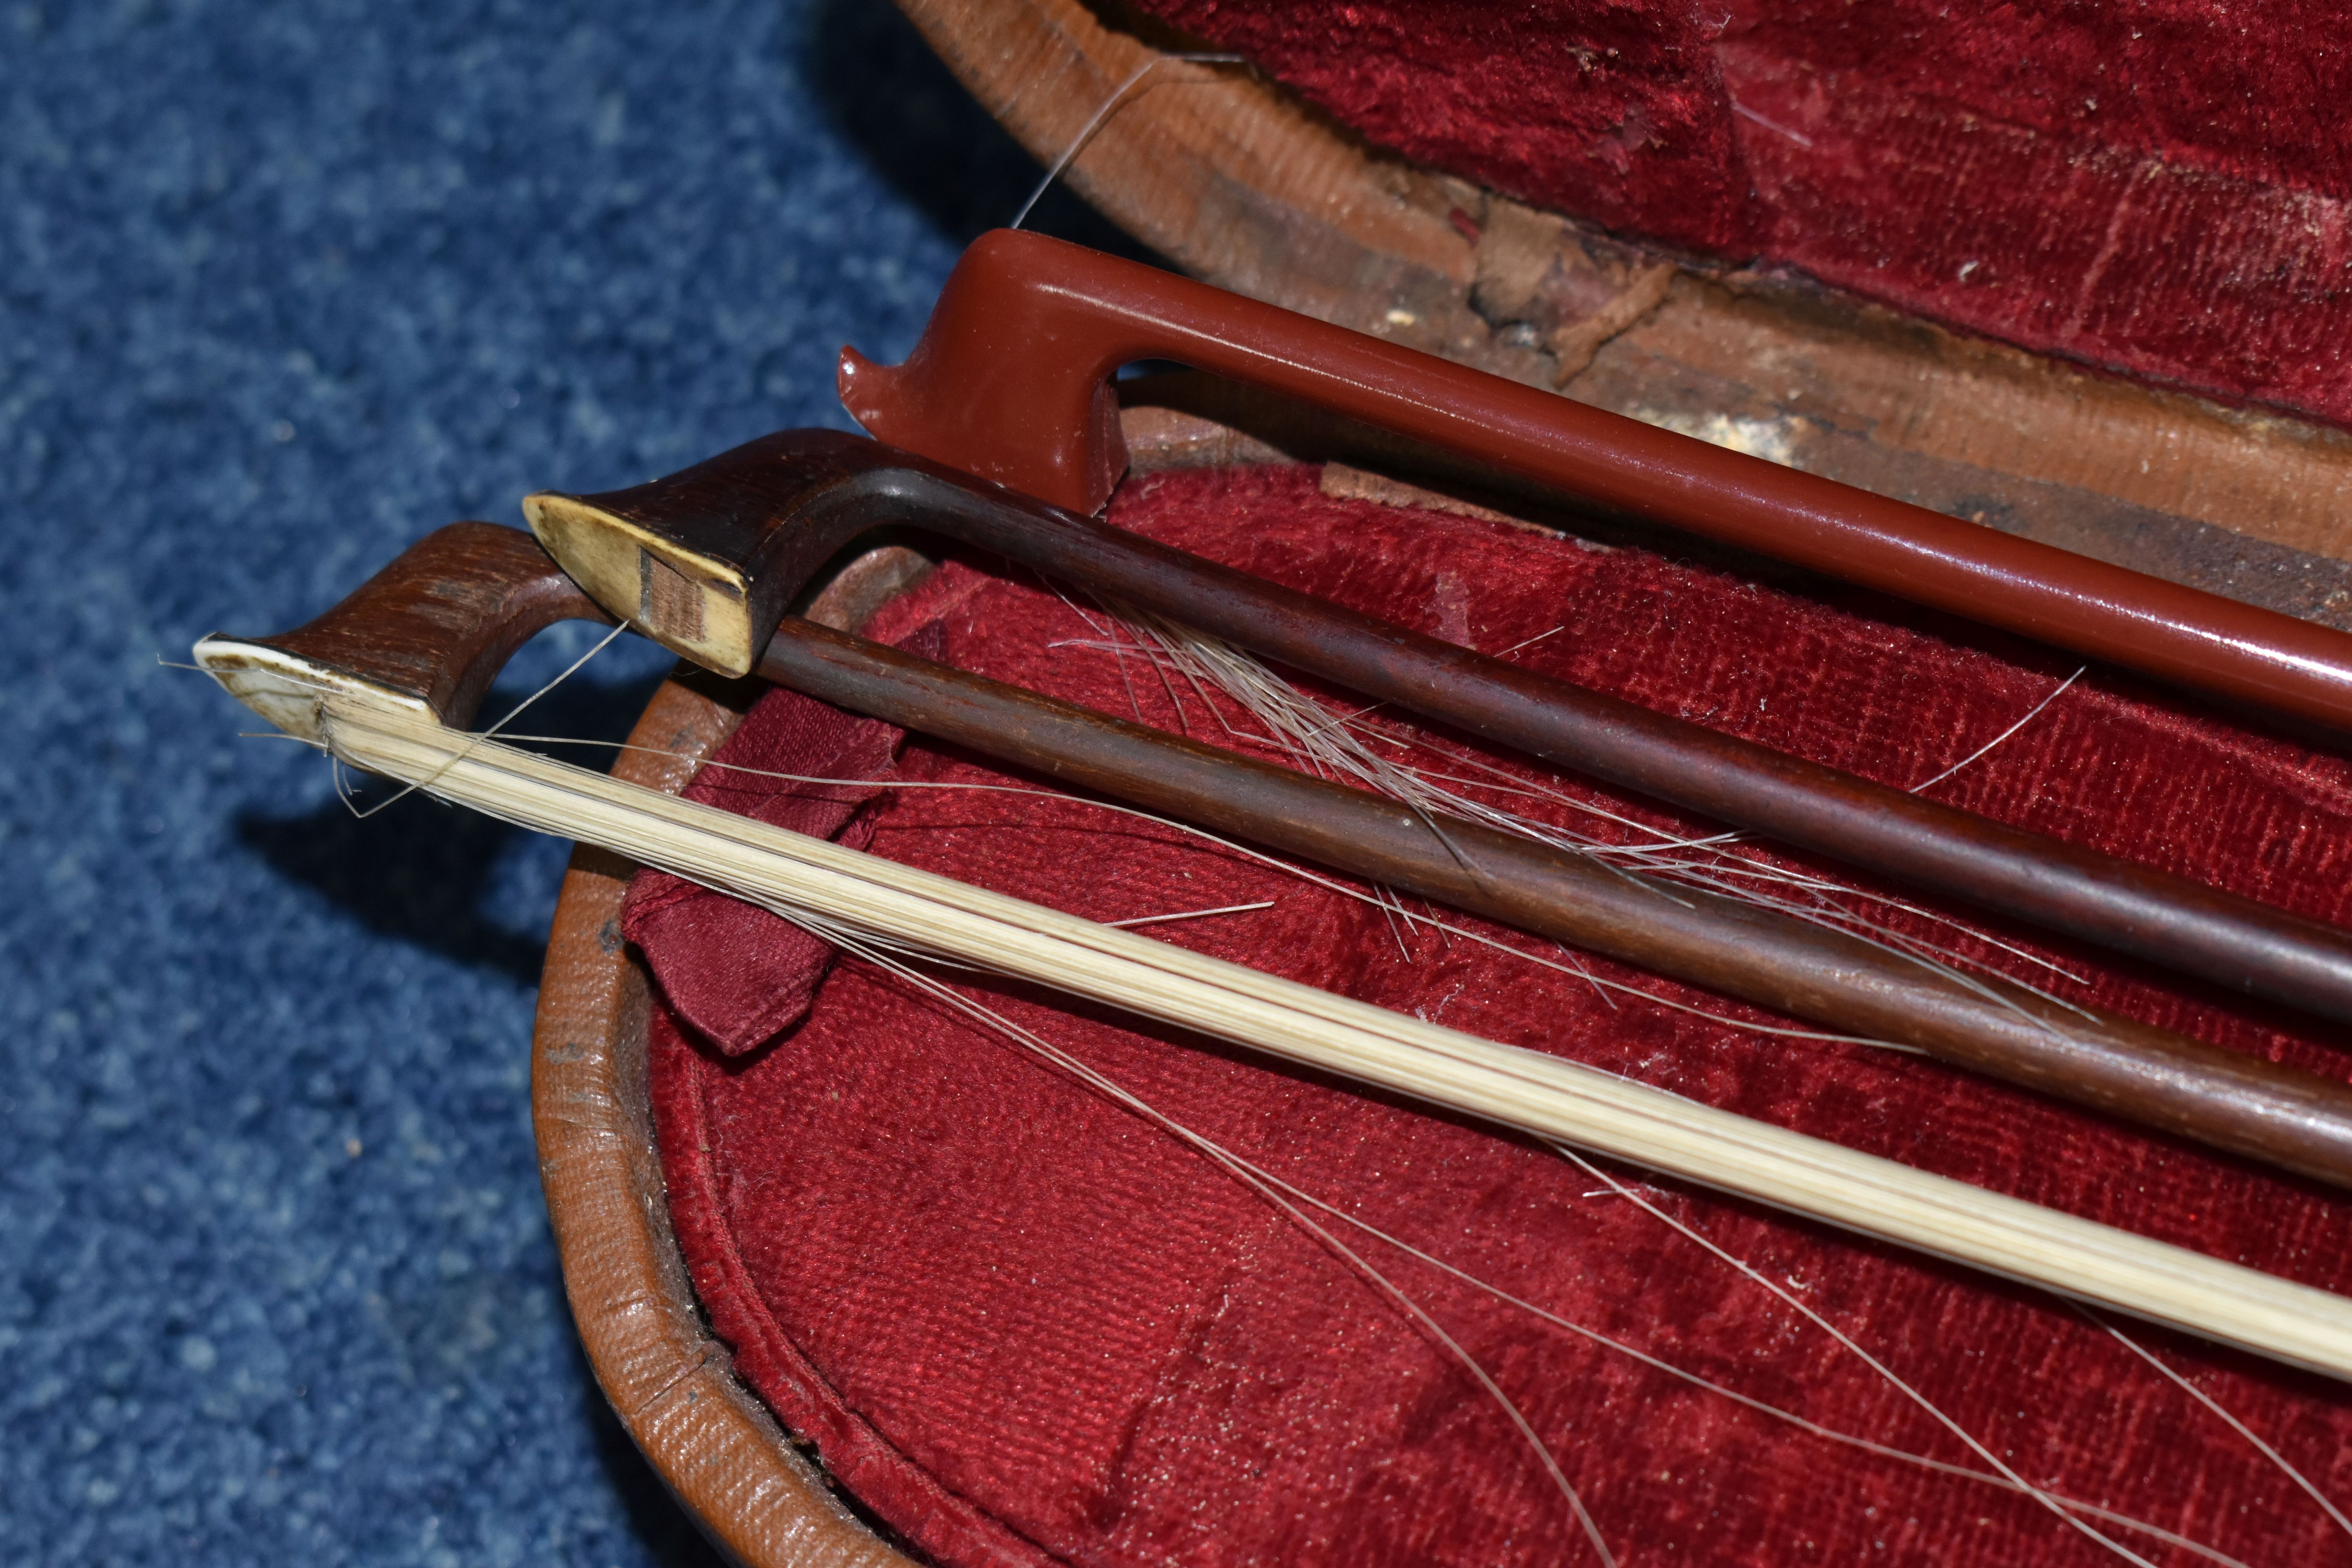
<box><xmin>841</xmin><ymin>229</ymin><xmax>2352</xmax><ymax>739</ymax></box>
<box><xmin>523</xmin><ymin>429</ymin><xmax>2352</xmax><ymax>1036</ymax></box>
<box><xmin>754</xmin><ymin>606</ymin><xmax>2352</xmax><ymax>1185</ymax></box>
<box><xmin>192</xmin><ymin>522</ymin><xmax>2352</xmax><ymax>1376</ymax></box>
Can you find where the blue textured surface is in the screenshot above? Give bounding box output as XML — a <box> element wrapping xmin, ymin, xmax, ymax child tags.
<box><xmin>0</xmin><ymin>3</ymin><xmax>1127</xmax><ymax>1561</ymax></box>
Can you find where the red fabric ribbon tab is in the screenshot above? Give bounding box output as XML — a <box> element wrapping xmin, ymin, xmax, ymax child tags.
<box><xmin>621</xmin><ymin>680</ymin><xmax>910</xmax><ymax>1055</ymax></box>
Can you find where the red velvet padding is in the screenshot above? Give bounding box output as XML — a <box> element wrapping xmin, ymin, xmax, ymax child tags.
<box><xmin>642</xmin><ymin>465</ymin><xmax>2352</xmax><ymax>1567</ymax></box>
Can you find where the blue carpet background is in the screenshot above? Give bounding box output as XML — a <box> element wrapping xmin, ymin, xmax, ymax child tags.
<box><xmin>0</xmin><ymin>3</ymin><xmax>1138</xmax><ymax>1561</ymax></box>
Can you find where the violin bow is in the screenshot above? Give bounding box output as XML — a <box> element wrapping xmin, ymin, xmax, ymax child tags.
<box><xmin>193</xmin><ymin>521</ymin><xmax>2352</xmax><ymax>1376</ymax></box>
<box><xmin>838</xmin><ymin>229</ymin><xmax>2352</xmax><ymax>739</ymax></box>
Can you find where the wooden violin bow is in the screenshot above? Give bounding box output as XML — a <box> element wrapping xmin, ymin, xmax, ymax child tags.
<box><xmin>523</xmin><ymin>428</ymin><xmax>2352</xmax><ymax>1035</ymax></box>
<box><xmin>839</xmin><ymin>229</ymin><xmax>2352</xmax><ymax>739</ymax></box>
<box><xmin>191</xmin><ymin>521</ymin><xmax>2352</xmax><ymax>1371</ymax></box>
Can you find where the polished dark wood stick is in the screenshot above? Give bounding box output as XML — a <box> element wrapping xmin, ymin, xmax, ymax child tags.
<box><xmin>523</xmin><ymin>429</ymin><xmax>2352</xmax><ymax>1029</ymax></box>
<box><xmin>755</xmin><ymin>612</ymin><xmax>2352</xmax><ymax>1189</ymax></box>
<box><xmin>192</xmin><ymin>518</ymin><xmax>2352</xmax><ymax>1187</ymax></box>
<box><xmin>842</xmin><ymin>229</ymin><xmax>2352</xmax><ymax>738</ymax></box>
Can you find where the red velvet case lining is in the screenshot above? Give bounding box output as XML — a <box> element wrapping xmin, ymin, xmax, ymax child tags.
<box><xmin>1127</xmin><ymin>0</ymin><xmax>2352</xmax><ymax>432</ymax></box>
<box><xmin>638</xmin><ymin>465</ymin><xmax>2352</xmax><ymax>1566</ymax></box>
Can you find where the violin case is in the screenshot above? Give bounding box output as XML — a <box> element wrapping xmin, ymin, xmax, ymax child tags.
<box><xmin>526</xmin><ymin>4</ymin><xmax>2352</xmax><ymax>1563</ymax></box>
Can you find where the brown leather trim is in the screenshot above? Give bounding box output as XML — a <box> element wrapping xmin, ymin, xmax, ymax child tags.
<box><xmin>533</xmin><ymin>656</ymin><xmax>920</xmax><ymax>1563</ymax></box>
